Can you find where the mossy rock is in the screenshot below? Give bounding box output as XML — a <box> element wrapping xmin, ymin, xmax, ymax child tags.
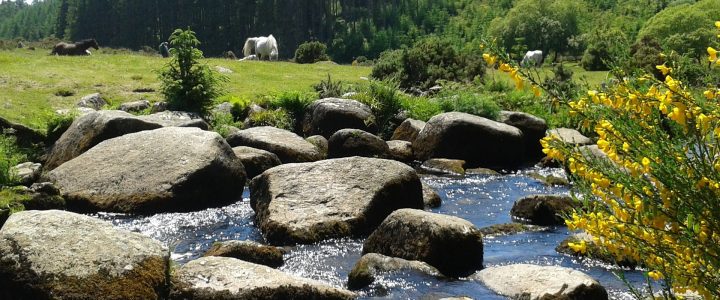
<box><xmin>478</xmin><ymin>223</ymin><xmax>543</xmax><ymax>236</ymax></box>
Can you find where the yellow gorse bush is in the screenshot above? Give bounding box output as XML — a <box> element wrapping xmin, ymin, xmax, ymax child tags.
<box><xmin>484</xmin><ymin>22</ymin><xmax>720</xmax><ymax>299</ymax></box>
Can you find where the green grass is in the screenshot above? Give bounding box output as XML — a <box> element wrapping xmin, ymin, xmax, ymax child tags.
<box><xmin>0</xmin><ymin>49</ymin><xmax>371</xmax><ymax>130</ymax></box>
<box><xmin>485</xmin><ymin>62</ymin><xmax>609</xmax><ymax>90</ymax></box>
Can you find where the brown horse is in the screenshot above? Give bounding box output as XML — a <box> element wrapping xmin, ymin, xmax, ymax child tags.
<box><xmin>50</xmin><ymin>39</ymin><xmax>99</xmax><ymax>56</ymax></box>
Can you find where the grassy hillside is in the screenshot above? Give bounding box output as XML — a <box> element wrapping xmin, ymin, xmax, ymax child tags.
<box><xmin>0</xmin><ymin>49</ymin><xmax>372</xmax><ymax>130</ymax></box>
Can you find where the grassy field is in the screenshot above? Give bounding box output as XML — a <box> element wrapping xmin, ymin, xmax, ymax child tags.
<box><xmin>0</xmin><ymin>49</ymin><xmax>372</xmax><ymax>130</ymax></box>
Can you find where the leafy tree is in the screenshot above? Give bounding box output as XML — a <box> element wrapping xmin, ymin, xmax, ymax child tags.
<box><xmin>638</xmin><ymin>0</ymin><xmax>720</xmax><ymax>57</ymax></box>
<box><xmin>158</xmin><ymin>28</ymin><xmax>225</xmax><ymax>116</ymax></box>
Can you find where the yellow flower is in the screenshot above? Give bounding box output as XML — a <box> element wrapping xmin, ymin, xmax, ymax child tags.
<box><xmin>499</xmin><ymin>63</ymin><xmax>512</xmax><ymax>73</ymax></box>
<box><xmin>568</xmin><ymin>240</ymin><xmax>587</xmax><ymax>254</ymax></box>
<box><xmin>709</xmin><ymin>47</ymin><xmax>718</xmax><ymax>63</ymax></box>
<box><xmin>656</xmin><ymin>64</ymin><xmax>672</xmax><ymax>76</ymax></box>
<box><xmin>704</xmin><ymin>90</ymin><xmax>716</xmax><ymax>100</ymax></box>
<box><xmin>482</xmin><ymin>53</ymin><xmax>497</xmax><ymax>66</ymax></box>
<box><xmin>648</xmin><ymin>270</ymin><xmax>664</xmax><ymax>281</ymax></box>
<box><xmin>532</xmin><ymin>85</ymin><xmax>541</xmax><ymax>97</ymax></box>
<box><xmin>716</xmin><ymin>21</ymin><xmax>720</xmax><ymax>29</ymax></box>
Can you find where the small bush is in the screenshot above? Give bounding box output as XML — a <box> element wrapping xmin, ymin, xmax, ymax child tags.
<box><xmin>313</xmin><ymin>74</ymin><xmax>346</xmax><ymax>99</ymax></box>
<box><xmin>246</xmin><ymin>109</ymin><xmax>292</xmax><ymax>130</ymax></box>
<box><xmin>437</xmin><ymin>90</ymin><xmax>500</xmax><ymax>120</ymax></box>
<box><xmin>399</xmin><ymin>96</ymin><xmax>442</xmax><ymax>122</ymax></box>
<box><xmin>294</xmin><ymin>41</ymin><xmax>330</xmax><ymax>64</ymax></box>
<box><xmin>0</xmin><ymin>135</ymin><xmax>27</xmax><ymax>187</ymax></box>
<box><xmin>266</xmin><ymin>91</ymin><xmax>315</xmax><ymax>133</ymax></box>
<box><xmin>209</xmin><ymin>111</ymin><xmax>242</xmax><ymax>138</ymax></box>
<box><xmin>158</xmin><ymin>28</ymin><xmax>226</xmax><ymax>116</ymax></box>
<box><xmin>45</xmin><ymin>112</ymin><xmax>76</xmax><ymax>144</ymax></box>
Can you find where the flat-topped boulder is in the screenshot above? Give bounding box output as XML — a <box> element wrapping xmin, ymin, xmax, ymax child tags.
<box><xmin>363</xmin><ymin>209</ymin><xmax>483</xmax><ymax>277</ymax></box>
<box><xmin>472</xmin><ymin>264</ymin><xmax>608</xmax><ymax>300</ymax></box>
<box><xmin>420</xmin><ymin>158</ymin><xmax>466</xmax><ymax>175</ymax></box>
<box><xmin>498</xmin><ymin>111</ymin><xmax>548</xmax><ymax>161</ymax></box>
<box><xmin>232</xmin><ymin>146</ymin><xmax>282</xmax><ymax>179</ymax></box>
<box><xmin>203</xmin><ymin>240</ymin><xmax>284</xmax><ymax>268</ymax></box>
<box><xmin>413</xmin><ymin>112</ymin><xmax>525</xmax><ymax>169</ymax></box>
<box><xmin>328</xmin><ymin>129</ymin><xmax>389</xmax><ymax>158</ymax></box>
<box><xmin>348</xmin><ymin>253</ymin><xmax>441</xmax><ymax>290</ymax></box>
<box><xmin>0</xmin><ymin>210</ymin><xmax>169</xmax><ymax>300</ymax></box>
<box><xmin>303</xmin><ymin>98</ymin><xmax>377</xmax><ymax>138</ymax></box>
<box><xmin>46</xmin><ymin>127</ymin><xmax>246</xmax><ymax>213</ymax></box>
<box><xmin>391</xmin><ymin>118</ymin><xmax>425</xmax><ymax>143</ymax></box>
<box><xmin>45</xmin><ymin>110</ymin><xmax>163</xmax><ymax>170</ymax></box>
<box><xmin>137</xmin><ymin>110</ymin><xmax>209</xmax><ymax>129</ymax></box>
<box><xmin>250</xmin><ymin>157</ymin><xmax>423</xmax><ymax>245</ymax></box>
<box><xmin>547</xmin><ymin>128</ymin><xmax>593</xmax><ymax>146</ymax></box>
<box><xmin>170</xmin><ymin>256</ymin><xmax>354</xmax><ymax>300</ymax></box>
<box><xmin>511</xmin><ymin>194</ymin><xmax>578</xmax><ymax>226</ymax></box>
<box><xmin>227</xmin><ymin>126</ymin><xmax>323</xmax><ymax>163</ymax></box>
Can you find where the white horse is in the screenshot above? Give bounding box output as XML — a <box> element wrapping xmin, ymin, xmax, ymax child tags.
<box><xmin>242</xmin><ymin>35</ymin><xmax>278</xmax><ymax>61</ymax></box>
<box><xmin>521</xmin><ymin>50</ymin><xmax>543</xmax><ymax>67</ymax></box>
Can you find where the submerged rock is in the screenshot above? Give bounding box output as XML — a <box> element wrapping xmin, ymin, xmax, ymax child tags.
<box><xmin>363</xmin><ymin>209</ymin><xmax>483</xmax><ymax>277</ymax></box>
<box><xmin>413</xmin><ymin>112</ymin><xmax>525</xmax><ymax>169</ymax></box>
<box><xmin>348</xmin><ymin>253</ymin><xmax>441</xmax><ymax>290</ymax></box>
<box><xmin>328</xmin><ymin>129</ymin><xmax>389</xmax><ymax>158</ymax></box>
<box><xmin>250</xmin><ymin>157</ymin><xmax>423</xmax><ymax>245</ymax></box>
<box><xmin>47</xmin><ymin>127</ymin><xmax>246</xmax><ymax>213</ymax></box>
<box><xmin>478</xmin><ymin>223</ymin><xmax>542</xmax><ymax>236</ymax></box>
<box><xmin>203</xmin><ymin>240</ymin><xmax>284</xmax><ymax>268</ymax></box>
<box><xmin>171</xmin><ymin>256</ymin><xmax>354</xmax><ymax>299</ymax></box>
<box><xmin>420</xmin><ymin>158</ymin><xmax>466</xmax><ymax>175</ymax></box>
<box><xmin>472</xmin><ymin>264</ymin><xmax>608</xmax><ymax>300</ymax></box>
<box><xmin>227</xmin><ymin>126</ymin><xmax>323</xmax><ymax>163</ymax></box>
<box><xmin>511</xmin><ymin>194</ymin><xmax>577</xmax><ymax>226</ymax></box>
<box><xmin>0</xmin><ymin>210</ymin><xmax>169</xmax><ymax>300</ymax></box>
<box><xmin>303</xmin><ymin>98</ymin><xmax>377</xmax><ymax>138</ymax></box>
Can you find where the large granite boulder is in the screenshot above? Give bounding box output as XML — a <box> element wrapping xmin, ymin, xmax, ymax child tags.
<box><xmin>547</xmin><ymin>128</ymin><xmax>592</xmax><ymax>146</ymax></box>
<box><xmin>0</xmin><ymin>210</ymin><xmax>169</xmax><ymax>300</ymax></box>
<box><xmin>250</xmin><ymin>157</ymin><xmax>423</xmax><ymax>245</ymax></box>
<box><xmin>203</xmin><ymin>240</ymin><xmax>284</xmax><ymax>268</ymax></box>
<box><xmin>45</xmin><ymin>110</ymin><xmax>163</xmax><ymax>170</ymax></box>
<box><xmin>46</xmin><ymin>127</ymin><xmax>246</xmax><ymax>213</ymax></box>
<box><xmin>498</xmin><ymin>111</ymin><xmax>548</xmax><ymax>161</ymax></box>
<box><xmin>170</xmin><ymin>256</ymin><xmax>354</xmax><ymax>299</ymax></box>
<box><xmin>232</xmin><ymin>146</ymin><xmax>282</xmax><ymax>179</ymax></box>
<box><xmin>327</xmin><ymin>129</ymin><xmax>389</xmax><ymax>158</ymax></box>
<box><xmin>303</xmin><ymin>98</ymin><xmax>377</xmax><ymax>138</ymax></box>
<box><xmin>348</xmin><ymin>253</ymin><xmax>441</xmax><ymax>290</ymax></box>
<box><xmin>227</xmin><ymin>126</ymin><xmax>323</xmax><ymax>163</ymax></box>
<box><xmin>363</xmin><ymin>209</ymin><xmax>483</xmax><ymax>277</ymax></box>
<box><xmin>510</xmin><ymin>194</ymin><xmax>578</xmax><ymax>226</ymax></box>
<box><xmin>413</xmin><ymin>112</ymin><xmax>525</xmax><ymax>169</ymax></box>
<box><xmin>391</xmin><ymin>118</ymin><xmax>425</xmax><ymax>143</ymax></box>
<box><xmin>472</xmin><ymin>264</ymin><xmax>608</xmax><ymax>300</ymax></box>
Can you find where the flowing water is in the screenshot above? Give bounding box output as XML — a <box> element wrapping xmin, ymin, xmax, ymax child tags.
<box><xmin>97</xmin><ymin>167</ymin><xmax>647</xmax><ymax>299</ymax></box>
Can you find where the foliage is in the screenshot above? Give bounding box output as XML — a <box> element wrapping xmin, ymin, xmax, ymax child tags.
<box><xmin>436</xmin><ymin>88</ymin><xmax>501</xmax><ymax>120</ymax></box>
<box><xmin>294</xmin><ymin>41</ymin><xmax>330</xmax><ymax>64</ymax></box>
<box><xmin>246</xmin><ymin>109</ymin><xmax>292</xmax><ymax>131</ymax></box>
<box><xmin>399</xmin><ymin>96</ymin><xmax>442</xmax><ymax>122</ymax></box>
<box><xmin>0</xmin><ymin>0</ymin><xmax>59</xmax><ymax>41</ymax></box>
<box><xmin>488</xmin><ymin>21</ymin><xmax>720</xmax><ymax>299</ymax></box>
<box><xmin>0</xmin><ymin>134</ymin><xmax>26</xmax><ymax>187</ymax></box>
<box><xmin>313</xmin><ymin>74</ymin><xmax>346</xmax><ymax>99</ymax></box>
<box><xmin>158</xmin><ymin>28</ymin><xmax>226</xmax><ymax>116</ymax></box>
<box><xmin>209</xmin><ymin>111</ymin><xmax>242</xmax><ymax>138</ymax></box>
<box><xmin>627</xmin><ymin>37</ymin><xmax>666</xmax><ymax>80</ymax></box>
<box><xmin>45</xmin><ymin>111</ymin><xmax>76</xmax><ymax>144</ymax></box>
<box><xmin>581</xmin><ymin>28</ymin><xmax>629</xmax><ymax>71</ymax></box>
<box><xmin>265</xmin><ymin>91</ymin><xmax>315</xmax><ymax>133</ymax></box>
<box><xmin>371</xmin><ymin>36</ymin><xmax>485</xmax><ymax>90</ymax></box>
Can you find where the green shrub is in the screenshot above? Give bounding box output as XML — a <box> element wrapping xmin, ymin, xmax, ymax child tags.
<box><xmin>0</xmin><ymin>135</ymin><xmax>27</xmax><ymax>187</ymax></box>
<box><xmin>437</xmin><ymin>90</ymin><xmax>500</xmax><ymax>120</ymax></box>
<box><xmin>158</xmin><ymin>28</ymin><xmax>226</xmax><ymax>115</ymax></box>
<box><xmin>266</xmin><ymin>91</ymin><xmax>315</xmax><ymax>133</ymax></box>
<box><xmin>246</xmin><ymin>109</ymin><xmax>292</xmax><ymax>130</ymax></box>
<box><xmin>371</xmin><ymin>36</ymin><xmax>485</xmax><ymax>90</ymax></box>
<box><xmin>209</xmin><ymin>111</ymin><xmax>242</xmax><ymax>138</ymax></box>
<box><xmin>313</xmin><ymin>74</ymin><xmax>346</xmax><ymax>99</ymax></box>
<box><xmin>399</xmin><ymin>96</ymin><xmax>442</xmax><ymax>122</ymax></box>
<box><xmin>45</xmin><ymin>112</ymin><xmax>76</xmax><ymax>145</ymax></box>
<box><xmin>294</xmin><ymin>41</ymin><xmax>330</xmax><ymax>64</ymax></box>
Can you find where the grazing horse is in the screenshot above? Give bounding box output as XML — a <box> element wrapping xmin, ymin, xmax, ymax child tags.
<box><xmin>242</xmin><ymin>35</ymin><xmax>278</xmax><ymax>61</ymax></box>
<box><xmin>51</xmin><ymin>39</ymin><xmax>99</xmax><ymax>56</ymax></box>
<box><xmin>159</xmin><ymin>42</ymin><xmax>169</xmax><ymax>58</ymax></box>
<box><xmin>521</xmin><ymin>50</ymin><xmax>543</xmax><ymax>67</ymax></box>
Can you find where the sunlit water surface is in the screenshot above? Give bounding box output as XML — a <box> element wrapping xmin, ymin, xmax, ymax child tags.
<box><xmin>96</xmin><ymin>167</ymin><xmax>646</xmax><ymax>299</ymax></box>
